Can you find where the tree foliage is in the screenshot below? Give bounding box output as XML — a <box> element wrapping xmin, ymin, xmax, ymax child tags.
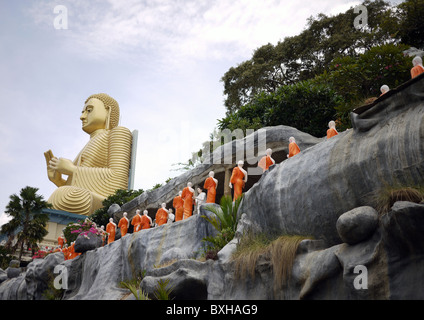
<box><xmin>1</xmin><ymin>186</ymin><xmax>50</xmax><ymax>261</ymax></box>
<box><xmin>396</xmin><ymin>0</ymin><xmax>424</xmax><ymax>48</ymax></box>
<box><xmin>89</xmin><ymin>188</ymin><xmax>144</xmax><ymax>227</ymax></box>
<box><xmin>218</xmin><ymin>0</ymin><xmax>419</xmax><ymax>135</ymax></box>
<box><xmin>219</xmin><ymin>79</ymin><xmax>343</xmax><ymax>137</ymax></box>
<box><xmin>221</xmin><ymin>0</ymin><xmax>400</xmax><ymax>113</ymax></box>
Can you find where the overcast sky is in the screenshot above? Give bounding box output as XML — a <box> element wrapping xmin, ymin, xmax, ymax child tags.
<box><xmin>1</xmin><ymin>0</ymin><xmax>387</xmax><ymax>226</ymax></box>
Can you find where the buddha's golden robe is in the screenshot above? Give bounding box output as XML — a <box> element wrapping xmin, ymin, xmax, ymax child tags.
<box><xmin>48</xmin><ymin>126</ymin><xmax>132</xmax><ymax>215</ymax></box>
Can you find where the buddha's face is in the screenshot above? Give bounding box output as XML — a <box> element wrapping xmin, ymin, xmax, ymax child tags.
<box><xmin>80</xmin><ymin>98</ymin><xmax>109</xmax><ymax>134</ymax></box>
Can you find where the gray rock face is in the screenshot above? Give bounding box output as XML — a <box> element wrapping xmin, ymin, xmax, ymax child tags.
<box><xmin>240</xmin><ymin>75</ymin><xmax>424</xmax><ymax>246</ymax></box>
<box><xmin>1</xmin><ymin>202</ymin><xmax>423</xmax><ymax>300</ymax></box>
<box><xmin>25</xmin><ymin>252</ymin><xmax>64</xmax><ymax>300</ymax></box>
<box><xmin>0</xmin><ymin>269</ymin><xmax>6</xmax><ymax>284</ymax></box>
<box><xmin>62</xmin><ymin>213</ymin><xmax>216</xmax><ymax>300</ymax></box>
<box><xmin>336</xmin><ymin>206</ymin><xmax>378</xmax><ymax>245</ymax></box>
<box><xmin>138</xmin><ymin>201</ymin><xmax>424</xmax><ymax>300</ymax></box>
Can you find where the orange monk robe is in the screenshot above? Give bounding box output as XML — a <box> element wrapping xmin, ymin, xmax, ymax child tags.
<box><xmin>326</xmin><ymin>128</ymin><xmax>338</xmax><ymax>139</ymax></box>
<box><xmin>62</xmin><ymin>247</ymin><xmax>68</xmax><ymax>260</ymax></box>
<box><xmin>131</xmin><ymin>214</ymin><xmax>142</xmax><ymax>232</ymax></box>
<box><xmin>118</xmin><ymin>217</ymin><xmax>129</xmax><ymax>237</ymax></box>
<box><xmin>140</xmin><ymin>215</ymin><xmax>151</xmax><ymax>230</ymax></box>
<box><xmin>411</xmin><ymin>65</ymin><xmax>424</xmax><ymax>79</ymax></box>
<box><xmin>58</xmin><ymin>236</ymin><xmax>64</xmax><ymax>248</ymax></box>
<box><xmin>203</xmin><ymin>177</ymin><xmax>217</xmax><ymax>203</ymax></box>
<box><xmin>68</xmin><ymin>243</ymin><xmax>77</xmax><ymax>259</ymax></box>
<box><xmin>173</xmin><ymin>195</ymin><xmax>184</xmax><ymax>221</ymax></box>
<box><xmin>181</xmin><ymin>187</ymin><xmax>194</xmax><ymax>219</ymax></box>
<box><xmin>106</xmin><ymin>222</ymin><xmax>116</xmax><ymax>244</ymax></box>
<box><xmin>288</xmin><ymin>142</ymin><xmax>300</xmax><ymax>158</ymax></box>
<box><xmin>258</xmin><ymin>155</ymin><xmax>274</xmax><ymax>172</ymax></box>
<box><xmin>230</xmin><ymin>166</ymin><xmax>245</xmax><ymax>201</ymax></box>
<box><xmin>155</xmin><ymin>208</ymin><xmax>168</xmax><ymax>226</ymax></box>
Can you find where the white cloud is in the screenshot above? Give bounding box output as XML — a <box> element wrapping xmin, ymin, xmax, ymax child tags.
<box><xmin>26</xmin><ymin>0</ymin><xmax>366</xmax><ymax>68</ymax></box>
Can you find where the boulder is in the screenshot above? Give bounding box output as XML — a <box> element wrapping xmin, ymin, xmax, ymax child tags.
<box><xmin>336</xmin><ymin>206</ymin><xmax>378</xmax><ymax>245</ymax></box>
<box><xmin>107</xmin><ymin>204</ymin><xmax>121</xmax><ymax>217</ymax></box>
<box><xmin>74</xmin><ymin>233</ymin><xmax>103</xmax><ymax>253</ymax></box>
<box><xmin>6</xmin><ymin>267</ymin><xmax>20</xmax><ymax>279</ymax></box>
<box><xmin>6</xmin><ymin>260</ymin><xmax>21</xmax><ymax>279</ymax></box>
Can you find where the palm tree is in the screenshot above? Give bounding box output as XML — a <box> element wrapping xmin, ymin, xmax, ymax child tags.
<box><xmin>1</xmin><ymin>186</ymin><xmax>50</xmax><ymax>262</ymax></box>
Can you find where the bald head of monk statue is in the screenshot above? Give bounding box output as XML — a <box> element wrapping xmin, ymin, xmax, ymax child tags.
<box><xmin>44</xmin><ymin>93</ymin><xmax>133</xmax><ymax>216</ymax></box>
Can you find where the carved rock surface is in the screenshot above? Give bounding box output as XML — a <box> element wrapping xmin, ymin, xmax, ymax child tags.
<box><xmin>240</xmin><ymin>75</ymin><xmax>424</xmax><ymax>245</ymax></box>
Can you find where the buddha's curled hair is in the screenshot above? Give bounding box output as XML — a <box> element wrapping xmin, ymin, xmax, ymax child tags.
<box><xmin>85</xmin><ymin>93</ymin><xmax>120</xmax><ymax>129</ymax></box>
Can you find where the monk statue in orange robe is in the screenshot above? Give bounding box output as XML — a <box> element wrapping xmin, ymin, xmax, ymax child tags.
<box><xmin>141</xmin><ymin>210</ymin><xmax>152</xmax><ymax>229</ymax></box>
<box><xmin>203</xmin><ymin>171</ymin><xmax>218</xmax><ymax>203</ymax></box>
<box><xmin>411</xmin><ymin>56</ymin><xmax>424</xmax><ymax>79</ymax></box>
<box><xmin>181</xmin><ymin>182</ymin><xmax>195</xmax><ymax>219</ymax></box>
<box><xmin>287</xmin><ymin>137</ymin><xmax>301</xmax><ymax>158</ymax></box>
<box><xmin>131</xmin><ymin>209</ymin><xmax>143</xmax><ymax>232</ymax></box>
<box><xmin>173</xmin><ymin>191</ymin><xmax>184</xmax><ymax>221</ymax></box>
<box><xmin>106</xmin><ymin>218</ymin><xmax>116</xmax><ymax>244</ymax></box>
<box><xmin>229</xmin><ymin>160</ymin><xmax>247</xmax><ymax>201</ymax></box>
<box><xmin>118</xmin><ymin>212</ymin><xmax>129</xmax><ymax>237</ymax></box>
<box><xmin>258</xmin><ymin>148</ymin><xmax>275</xmax><ymax>172</ymax></box>
<box><xmin>155</xmin><ymin>203</ymin><xmax>169</xmax><ymax>226</ymax></box>
<box><xmin>326</xmin><ymin>121</ymin><xmax>339</xmax><ymax>139</ymax></box>
<box><xmin>61</xmin><ymin>245</ymin><xmax>68</xmax><ymax>260</ymax></box>
<box><xmin>57</xmin><ymin>234</ymin><xmax>65</xmax><ymax>248</ymax></box>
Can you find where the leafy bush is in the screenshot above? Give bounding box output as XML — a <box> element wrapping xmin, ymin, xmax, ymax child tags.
<box><xmin>219</xmin><ymin>79</ymin><xmax>343</xmax><ymax>137</ymax></box>
<box><xmin>315</xmin><ymin>43</ymin><xmax>412</xmax><ymax>128</ymax></box>
<box><xmin>153</xmin><ymin>279</ymin><xmax>175</xmax><ymax>300</ymax></box>
<box><xmin>63</xmin><ymin>218</ymin><xmax>106</xmax><ymax>244</ymax></box>
<box><xmin>201</xmin><ymin>195</ymin><xmax>243</xmax><ymax>259</ymax></box>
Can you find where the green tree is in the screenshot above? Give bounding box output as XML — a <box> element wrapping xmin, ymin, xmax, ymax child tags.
<box><xmin>0</xmin><ymin>186</ymin><xmax>50</xmax><ymax>262</ymax></box>
<box><xmin>396</xmin><ymin>0</ymin><xmax>424</xmax><ymax>48</ymax></box>
<box><xmin>219</xmin><ymin>79</ymin><xmax>343</xmax><ymax>137</ymax></box>
<box><xmin>221</xmin><ymin>0</ymin><xmax>400</xmax><ymax>113</ymax></box>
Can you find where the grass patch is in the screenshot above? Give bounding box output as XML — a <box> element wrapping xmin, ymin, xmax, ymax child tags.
<box><xmin>371</xmin><ymin>184</ymin><xmax>424</xmax><ymax>216</ymax></box>
<box><xmin>232</xmin><ymin>232</ymin><xmax>312</xmax><ymax>291</ymax></box>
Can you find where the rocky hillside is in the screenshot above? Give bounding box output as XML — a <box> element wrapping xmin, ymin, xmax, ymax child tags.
<box><xmin>0</xmin><ymin>74</ymin><xmax>423</xmax><ymax>300</ymax></box>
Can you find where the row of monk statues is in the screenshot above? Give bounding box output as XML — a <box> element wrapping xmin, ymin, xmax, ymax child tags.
<box><xmin>379</xmin><ymin>56</ymin><xmax>423</xmax><ymax>97</ymax></box>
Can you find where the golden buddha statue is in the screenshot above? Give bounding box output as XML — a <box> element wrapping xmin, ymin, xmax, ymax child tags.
<box><xmin>44</xmin><ymin>93</ymin><xmax>132</xmax><ymax>215</ymax></box>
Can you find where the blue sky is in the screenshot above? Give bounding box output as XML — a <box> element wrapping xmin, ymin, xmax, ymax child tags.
<box><xmin>1</xmin><ymin>0</ymin><xmax>382</xmax><ymax>226</ymax></box>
